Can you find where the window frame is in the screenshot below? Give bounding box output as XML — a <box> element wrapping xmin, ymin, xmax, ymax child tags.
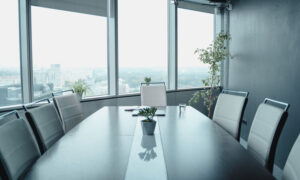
<box><xmin>0</xmin><ymin>0</ymin><xmax>27</xmax><ymax>107</ymax></box>
<box><xmin>19</xmin><ymin>0</ymin><xmax>33</xmax><ymax>104</ymax></box>
<box><xmin>0</xmin><ymin>0</ymin><xmax>224</xmax><ymax>111</ymax></box>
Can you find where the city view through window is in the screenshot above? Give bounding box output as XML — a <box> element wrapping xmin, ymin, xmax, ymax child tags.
<box><xmin>31</xmin><ymin>6</ymin><xmax>108</xmax><ymax>100</ymax></box>
<box><xmin>118</xmin><ymin>0</ymin><xmax>168</xmax><ymax>94</ymax></box>
<box><xmin>178</xmin><ymin>8</ymin><xmax>214</xmax><ymax>89</ymax></box>
<box><xmin>0</xmin><ymin>2</ymin><xmax>214</xmax><ymax>106</ymax></box>
<box><xmin>0</xmin><ymin>0</ymin><xmax>22</xmax><ymax>106</ymax></box>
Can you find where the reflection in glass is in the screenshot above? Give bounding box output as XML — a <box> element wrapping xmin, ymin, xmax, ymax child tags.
<box><xmin>138</xmin><ymin>135</ymin><xmax>157</xmax><ymax>161</ymax></box>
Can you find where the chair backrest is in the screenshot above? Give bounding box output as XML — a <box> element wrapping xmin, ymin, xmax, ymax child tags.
<box><xmin>213</xmin><ymin>89</ymin><xmax>248</xmax><ymax>140</ymax></box>
<box><xmin>282</xmin><ymin>134</ymin><xmax>300</xmax><ymax>180</ymax></box>
<box><xmin>140</xmin><ymin>83</ymin><xmax>167</xmax><ymax>107</ymax></box>
<box><xmin>53</xmin><ymin>93</ymin><xmax>84</xmax><ymax>132</ymax></box>
<box><xmin>247</xmin><ymin>98</ymin><xmax>289</xmax><ymax>172</ymax></box>
<box><xmin>0</xmin><ymin>111</ymin><xmax>41</xmax><ymax>180</ymax></box>
<box><xmin>24</xmin><ymin>100</ymin><xmax>64</xmax><ymax>153</ymax></box>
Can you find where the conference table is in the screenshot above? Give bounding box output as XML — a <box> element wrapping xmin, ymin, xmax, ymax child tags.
<box><xmin>24</xmin><ymin>106</ymin><xmax>274</xmax><ymax>180</ymax></box>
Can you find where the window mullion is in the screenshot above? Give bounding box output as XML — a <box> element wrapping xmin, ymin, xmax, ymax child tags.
<box><xmin>19</xmin><ymin>0</ymin><xmax>33</xmax><ymax>103</ymax></box>
<box><xmin>216</xmin><ymin>7</ymin><xmax>229</xmax><ymax>88</ymax></box>
<box><xmin>168</xmin><ymin>0</ymin><xmax>178</xmax><ymax>90</ymax></box>
<box><xmin>107</xmin><ymin>0</ymin><xmax>118</xmax><ymax>96</ymax></box>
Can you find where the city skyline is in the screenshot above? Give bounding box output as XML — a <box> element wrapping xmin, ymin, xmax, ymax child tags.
<box><xmin>0</xmin><ymin>64</ymin><xmax>210</xmax><ymax>106</ymax></box>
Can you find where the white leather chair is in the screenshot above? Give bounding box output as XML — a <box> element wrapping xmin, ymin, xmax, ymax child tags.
<box><xmin>282</xmin><ymin>134</ymin><xmax>300</xmax><ymax>180</ymax></box>
<box><xmin>140</xmin><ymin>83</ymin><xmax>167</xmax><ymax>107</ymax></box>
<box><xmin>0</xmin><ymin>111</ymin><xmax>41</xmax><ymax>180</ymax></box>
<box><xmin>247</xmin><ymin>98</ymin><xmax>289</xmax><ymax>172</ymax></box>
<box><xmin>213</xmin><ymin>89</ymin><xmax>248</xmax><ymax>140</ymax></box>
<box><xmin>53</xmin><ymin>90</ymin><xmax>84</xmax><ymax>132</ymax></box>
<box><xmin>24</xmin><ymin>99</ymin><xmax>64</xmax><ymax>153</ymax></box>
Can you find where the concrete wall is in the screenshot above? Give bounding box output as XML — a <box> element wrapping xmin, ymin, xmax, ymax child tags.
<box><xmin>228</xmin><ymin>0</ymin><xmax>300</xmax><ymax>168</ymax></box>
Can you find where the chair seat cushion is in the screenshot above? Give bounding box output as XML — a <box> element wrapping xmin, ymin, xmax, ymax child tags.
<box><xmin>141</xmin><ymin>85</ymin><xmax>167</xmax><ymax>107</ymax></box>
<box><xmin>282</xmin><ymin>135</ymin><xmax>300</xmax><ymax>180</ymax></box>
<box><xmin>0</xmin><ymin>118</ymin><xmax>40</xmax><ymax>180</ymax></box>
<box><xmin>247</xmin><ymin>103</ymin><xmax>284</xmax><ymax>167</ymax></box>
<box><xmin>27</xmin><ymin>103</ymin><xmax>64</xmax><ymax>152</ymax></box>
<box><xmin>213</xmin><ymin>93</ymin><xmax>246</xmax><ymax>139</ymax></box>
<box><xmin>54</xmin><ymin>94</ymin><xmax>84</xmax><ymax>132</ymax></box>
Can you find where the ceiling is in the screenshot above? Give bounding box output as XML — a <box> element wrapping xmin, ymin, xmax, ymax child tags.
<box><xmin>31</xmin><ymin>0</ymin><xmax>107</xmax><ymax>16</ymax></box>
<box><xmin>30</xmin><ymin>0</ymin><xmax>227</xmax><ymax>17</ymax></box>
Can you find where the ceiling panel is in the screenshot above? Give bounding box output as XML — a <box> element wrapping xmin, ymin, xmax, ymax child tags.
<box><xmin>31</xmin><ymin>0</ymin><xmax>107</xmax><ymax>16</ymax></box>
<box><xmin>183</xmin><ymin>0</ymin><xmax>226</xmax><ymax>5</ymax></box>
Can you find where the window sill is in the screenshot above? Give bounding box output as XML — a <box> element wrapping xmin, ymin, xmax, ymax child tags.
<box><xmin>80</xmin><ymin>86</ymin><xmax>216</xmax><ymax>103</ymax></box>
<box><xmin>0</xmin><ymin>86</ymin><xmax>218</xmax><ymax>113</ymax></box>
<box><xmin>81</xmin><ymin>93</ymin><xmax>141</xmax><ymax>102</ymax></box>
<box><xmin>0</xmin><ymin>104</ymin><xmax>24</xmax><ymax>113</ymax></box>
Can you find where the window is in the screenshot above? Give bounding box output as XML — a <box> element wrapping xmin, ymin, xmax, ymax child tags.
<box><xmin>0</xmin><ymin>0</ymin><xmax>22</xmax><ymax>106</ymax></box>
<box><xmin>0</xmin><ymin>1</ymin><xmax>219</xmax><ymax>109</ymax></box>
<box><xmin>178</xmin><ymin>9</ymin><xmax>214</xmax><ymax>89</ymax></box>
<box><xmin>118</xmin><ymin>0</ymin><xmax>168</xmax><ymax>94</ymax></box>
<box><xmin>31</xmin><ymin>6</ymin><xmax>107</xmax><ymax>100</ymax></box>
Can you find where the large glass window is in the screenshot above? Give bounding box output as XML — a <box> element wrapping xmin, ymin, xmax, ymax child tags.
<box><xmin>0</xmin><ymin>0</ymin><xmax>22</xmax><ymax>106</ymax></box>
<box><xmin>178</xmin><ymin>9</ymin><xmax>214</xmax><ymax>89</ymax></box>
<box><xmin>0</xmin><ymin>1</ymin><xmax>218</xmax><ymax>108</ymax></box>
<box><xmin>118</xmin><ymin>0</ymin><xmax>168</xmax><ymax>94</ymax></box>
<box><xmin>31</xmin><ymin>7</ymin><xmax>107</xmax><ymax>100</ymax></box>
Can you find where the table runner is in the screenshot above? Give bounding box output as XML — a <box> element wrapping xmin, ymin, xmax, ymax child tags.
<box><xmin>125</xmin><ymin>117</ymin><xmax>167</xmax><ymax>180</ymax></box>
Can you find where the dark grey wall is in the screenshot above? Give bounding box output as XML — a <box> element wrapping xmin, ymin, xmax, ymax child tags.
<box><xmin>229</xmin><ymin>0</ymin><xmax>300</xmax><ymax>168</ymax></box>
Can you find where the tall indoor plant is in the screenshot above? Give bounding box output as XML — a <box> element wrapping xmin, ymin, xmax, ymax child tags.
<box><xmin>189</xmin><ymin>31</ymin><xmax>231</xmax><ymax>118</ymax></box>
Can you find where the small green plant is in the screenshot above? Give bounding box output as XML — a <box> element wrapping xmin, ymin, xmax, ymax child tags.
<box><xmin>138</xmin><ymin>107</ymin><xmax>157</xmax><ymax>122</ymax></box>
<box><xmin>189</xmin><ymin>31</ymin><xmax>231</xmax><ymax>118</ymax></box>
<box><xmin>72</xmin><ymin>79</ymin><xmax>89</xmax><ymax>98</ymax></box>
<box><xmin>144</xmin><ymin>77</ymin><xmax>151</xmax><ymax>84</ymax></box>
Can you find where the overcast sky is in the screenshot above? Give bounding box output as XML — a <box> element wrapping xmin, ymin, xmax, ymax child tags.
<box><xmin>0</xmin><ymin>0</ymin><xmax>20</xmax><ymax>68</ymax></box>
<box><xmin>1</xmin><ymin>0</ymin><xmax>213</xmax><ymax>69</ymax></box>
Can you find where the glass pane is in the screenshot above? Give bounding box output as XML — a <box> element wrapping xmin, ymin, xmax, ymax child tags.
<box><xmin>118</xmin><ymin>0</ymin><xmax>168</xmax><ymax>94</ymax></box>
<box><xmin>0</xmin><ymin>0</ymin><xmax>22</xmax><ymax>106</ymax></box>
<box><xmin>178</xmin><ymin>9</ymin><xmax>214</xmax><ymax>89</ymax></box>
<box><xmin>31</xmin><ymin>7</ymin><xmax>107</xmax><ymax>100</ymax></box>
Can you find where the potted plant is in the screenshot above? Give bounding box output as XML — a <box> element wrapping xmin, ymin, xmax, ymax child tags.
<box><xmin>138</xmin><ymin>107</ymin><xmax>157</xmax><ymax>135</ymax></box>
<box><xmin>144</xmin><ymin>77</ymin><xmax>151</xmax><ymax>85</ymax></box>
<box><xmin>72</xmin><ymin>79</ymin><xmax>89</xmax><ymax>100</ymax></box>
<box><xmin>189</xmin><ymin>31</ymin><xmax>231</xmax><ymax>118</ymax></box>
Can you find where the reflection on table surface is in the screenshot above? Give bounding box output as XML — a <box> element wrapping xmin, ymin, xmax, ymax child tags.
<box><xmin>139</xmin><ymin>135</ymin><xmax>157</xmax><ymax>161</ymax></box>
